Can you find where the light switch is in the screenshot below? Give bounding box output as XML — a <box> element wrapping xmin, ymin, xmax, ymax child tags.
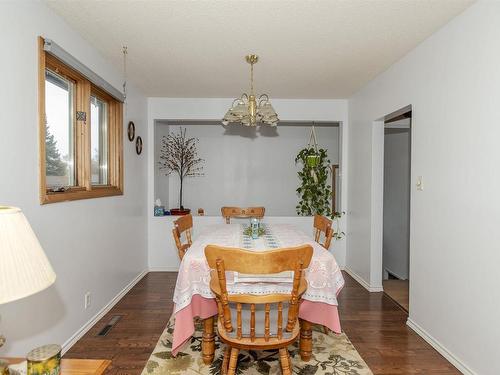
<box><xmin>416</xmin><ymin>176</ymin><xmax>424</xmax><ymax>191</ymax></box>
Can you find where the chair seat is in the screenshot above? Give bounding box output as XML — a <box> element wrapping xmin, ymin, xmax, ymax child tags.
<box><xmin>217</xmin><ymin>318</ymin><xmax>300</xmax><ymax>350</ymax></box>
<box><xmin>209</xmin><ymin>270</ymin><xmax>308</xmax><ymax>302</ymax></box>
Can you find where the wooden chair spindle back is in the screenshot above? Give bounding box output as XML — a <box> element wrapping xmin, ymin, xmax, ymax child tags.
<box><xmin>172</xmin><ymin>214</ymin><xmax>193</xmax><ymax>260</ymax></box>
<box><xmin>221</xmin><ymin>206</ymin><xmax>265</xmax><ymax>224</ymax></box>
<box><xmin>313</xmin><ymin>214</ymin><xmax>334</xmax><ymax>250</ymax></box>
<box><xmin>206</xmin><ymin>245</ymin><xmax>313</xmax><ymax>342</ymax></box>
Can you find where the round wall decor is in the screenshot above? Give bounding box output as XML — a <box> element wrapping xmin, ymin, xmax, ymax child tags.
<box><xmin>127</xmin><ymin>121</ymin><xmax>135</xmax><ymax>141</ymax></box>
<box><xmin>135</xmin><ymin>136</ymin><xmax>143</xmax><ymax>155</ymax></box>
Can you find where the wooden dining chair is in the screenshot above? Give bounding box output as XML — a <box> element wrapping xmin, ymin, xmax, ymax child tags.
<box><xmin>220</xmin><ymin>206</ymin><xmax>265</xmax><ymax>224</ymax></box>
<box><xmin>313</xmin><ymin>214</ymin><xmax>334</xmax><ymax>250</ymax></box>
<box><xmin>172</xmin><ymin>214</ymin><xmax>193</xmax><ymax>260</ymax></box>
<box><xmin>205</xmin><ymin>244</ymin><xmax>313</xmax><ymax>375</ymax></box>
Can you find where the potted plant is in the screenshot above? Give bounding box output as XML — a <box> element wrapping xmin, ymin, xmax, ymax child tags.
<box><xmin>295</xmin><ymin>146</ymin><xmax>332</xmax><ymax>217</ymax></box>
<box><xmin>159</xmin><ymin>127</ymin><xmax>204</xmax><ymax>215</ymax></box>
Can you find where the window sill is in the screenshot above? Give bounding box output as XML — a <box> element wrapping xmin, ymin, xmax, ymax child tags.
<box><xmin>41</xmin><ymin>186</ymin><xmax>123</xmax><ymax>205</ymax></box>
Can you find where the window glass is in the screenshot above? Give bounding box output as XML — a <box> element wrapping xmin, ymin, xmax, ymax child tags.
<box><xmin>45</xmin><ymin>69</ymin><xmax>75</xmax><ymax>188</ymax></box>
<box><xmin>90</xmin><ymin>95</ymin><xmax>108</xmax><ymax>185</ymax></box>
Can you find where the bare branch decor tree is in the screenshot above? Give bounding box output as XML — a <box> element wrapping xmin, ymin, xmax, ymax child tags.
<box><xmin>159</xmin><ymin>127</ymin><xmax>204</xmax><ymax>213</ymax></box>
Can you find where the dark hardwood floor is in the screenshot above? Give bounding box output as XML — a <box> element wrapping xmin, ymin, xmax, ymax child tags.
<box><xmin>64</xmin><ymin>272</ymin><xmax>459</xmax><ymax>374</ymax></box>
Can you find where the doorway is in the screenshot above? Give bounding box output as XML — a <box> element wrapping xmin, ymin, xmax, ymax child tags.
<box><xmin>382</xmin><ymin>110</ymin><xmax>411</xmax><ymax>311</ymax></box>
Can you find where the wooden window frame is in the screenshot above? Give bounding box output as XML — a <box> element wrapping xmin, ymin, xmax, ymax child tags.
<box><xmin>38</xmin><ymin>37</ymin><xmax>123</xmax><ymax>204</ymax></box>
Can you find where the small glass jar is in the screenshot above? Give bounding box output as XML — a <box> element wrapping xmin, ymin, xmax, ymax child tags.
<box><xmin>250</xmin><ymin>217</ymin><xmax>259</xmax><ymax>239</ymax></box>
<box><xmin>27</xmin><ymin>344</ymin><xmax>61</xmax><ymax>375</ymax></box>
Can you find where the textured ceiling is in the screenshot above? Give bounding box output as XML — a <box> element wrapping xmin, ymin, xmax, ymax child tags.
<box><xmin>46</xmin><ymin>0</ymin><xmax>473</xmax><ymax>98</ymax></box>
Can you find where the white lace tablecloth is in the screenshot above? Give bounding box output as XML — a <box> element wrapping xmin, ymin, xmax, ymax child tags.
<box><xmin>173</xmin><ymin>224</ymin><xmax>345</xmax><ymax>314</ymax></box>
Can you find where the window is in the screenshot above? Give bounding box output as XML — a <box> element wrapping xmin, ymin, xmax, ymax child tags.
<box><xmin>45</xmin><ymin>70</ymin><xmax>76</xmax><ymax>188</ymax></box>
<box><xmin>90</xmin><ymin>94</ymin><xmax>109</xmax><ymax>185</ymax></box>
<box><xmin>39</xmin><ymin>37</ymin><xmax>123</xmax><ymax>204</ymax></box>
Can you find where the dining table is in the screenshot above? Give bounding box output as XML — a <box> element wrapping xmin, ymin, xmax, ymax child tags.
<box><xmin>171</xmin><ymin>223</ymin><xmax>345</xmax><ymax>363</ymax></box>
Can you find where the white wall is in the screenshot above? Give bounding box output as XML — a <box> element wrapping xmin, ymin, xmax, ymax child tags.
<box><xmin>154</xmin><ymin>123</ymin><xmax>339</xmax><ymax>216</ymax></box>
<box><xmin>383</xmin><ymin>127</ymin><xmax>410</xmax><ymax>280</ymax></box>
<box><xmin>347</xmin><ymin>2</ymin><xmax>500</xmax><ymax>374</ymax></box>
<box><xmin>148</xmin><ymin>98</ymin><xmax>349</xmax><ymax>270</ymax></box>
<box><xmin>154</xmin><ymin>124</ymin><xmax>171</xmax><ymax>208</ymax></box>
<box><xmin>0</xmin><ymin>2</ymin><xmax>148</xmax><ymax>356</ymax></box>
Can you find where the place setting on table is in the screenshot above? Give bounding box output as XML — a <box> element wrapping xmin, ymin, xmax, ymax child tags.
<box><xmin>139</xmin><ymin>207</ymin><xmax>374</xmax><ymax>375</ymax></box>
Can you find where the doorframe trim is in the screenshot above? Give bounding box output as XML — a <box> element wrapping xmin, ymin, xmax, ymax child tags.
<box><xmin>371</xmin><ymin>105</ymin><xmax>413</xmax><ymax>310</ymax></box>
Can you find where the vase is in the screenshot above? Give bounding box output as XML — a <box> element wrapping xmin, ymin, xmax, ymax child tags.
<box><xmin>306</xmin><ymin>154</ymin><xmax>320</xmax><ymax>167</ymax></box>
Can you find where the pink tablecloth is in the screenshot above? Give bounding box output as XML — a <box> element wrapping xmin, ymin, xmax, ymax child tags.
<box><xmin>171</xmin><ymin>223</ymin><xmax>345</xmax><ymax>356</ymax></box>
<box><xmin>172</xmin><ymin>296</ymin><xmax>343</xmax><ymax>356</ymax></box>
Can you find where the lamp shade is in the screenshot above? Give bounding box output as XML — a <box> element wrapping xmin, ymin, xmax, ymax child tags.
<box><xmin>0</xmin><ymin>206</ymin><xmax>56</xmax><ymax>304</ymax></box>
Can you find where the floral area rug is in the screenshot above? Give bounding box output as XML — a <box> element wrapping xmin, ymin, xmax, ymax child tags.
<box><xmin>141</xmin><ymin>316</ymin><xmax>373</xmax><ymax>375</ymax></box>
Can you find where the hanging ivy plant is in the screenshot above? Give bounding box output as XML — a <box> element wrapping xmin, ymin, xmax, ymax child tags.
<box><xmin>295</xmin><ymin>147</ymin><xmax>332</xmax><ymax>217</ymax></box>
<box><xmin>332</xmin><ymin>211</ymin><xmax>346</xmax><ymax>240</ymax></box>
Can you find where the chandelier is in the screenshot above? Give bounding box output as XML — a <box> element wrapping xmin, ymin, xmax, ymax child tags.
<box><xmin>222</xmin><ymin>54</ymin><xmax>279</xmax><ymax>127</ymax></box>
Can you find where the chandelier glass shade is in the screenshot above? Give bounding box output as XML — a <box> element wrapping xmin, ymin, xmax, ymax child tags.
<box><xmin>222</xmin><ymin>55</ymin><xmax>279</xmax><ymax>127</ymax></box>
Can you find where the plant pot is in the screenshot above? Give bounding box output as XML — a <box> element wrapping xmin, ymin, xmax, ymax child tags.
<box><xmin>170</xmin><ymin>208</ymin><xmax>191</xmax><ymax>216</ymax></box>
<box><xmin>306</xmin><ymin>154</ymin><xmax>320</xmax><ymax>167</ymax></box>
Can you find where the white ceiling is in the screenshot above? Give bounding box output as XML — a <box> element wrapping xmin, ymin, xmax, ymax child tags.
<box><xmin>46</xmin><ymin>0</ymin><xmax>473</xmax><ymax>99</ymax></box>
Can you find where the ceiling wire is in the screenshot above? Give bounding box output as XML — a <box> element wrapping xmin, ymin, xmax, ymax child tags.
<box><xmin>122</xmin><ymin>45</ymin><xmax>128</xmax><ymax>118</ymax></box>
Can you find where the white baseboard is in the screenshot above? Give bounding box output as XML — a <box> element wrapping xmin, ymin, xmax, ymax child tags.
<box><xmin>61</xmin><ymin>270</ymin><xmax>148</xmax><ymax>355</ymax></box>
<box><xmin>344</xmin><ymin>267</ymin><xmax>383</xmax><ymax>292</ymax></box>
<box><xmin>406</xmin><ymin>318</ymin><xmax>476</xmax><ymax>375</ymax></box>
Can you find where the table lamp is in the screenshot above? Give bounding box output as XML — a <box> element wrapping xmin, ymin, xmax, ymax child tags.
<box><xmin>0</xmin><ymin>206</ymin><xmax>57</xmax><ymax>349</ymax></box>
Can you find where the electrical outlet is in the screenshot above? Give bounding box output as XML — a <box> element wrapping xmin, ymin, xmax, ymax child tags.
<box><xmin>84</xmin><ymin>292</ymin><xmax>91</xmax><ymax>309</ymax></box>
